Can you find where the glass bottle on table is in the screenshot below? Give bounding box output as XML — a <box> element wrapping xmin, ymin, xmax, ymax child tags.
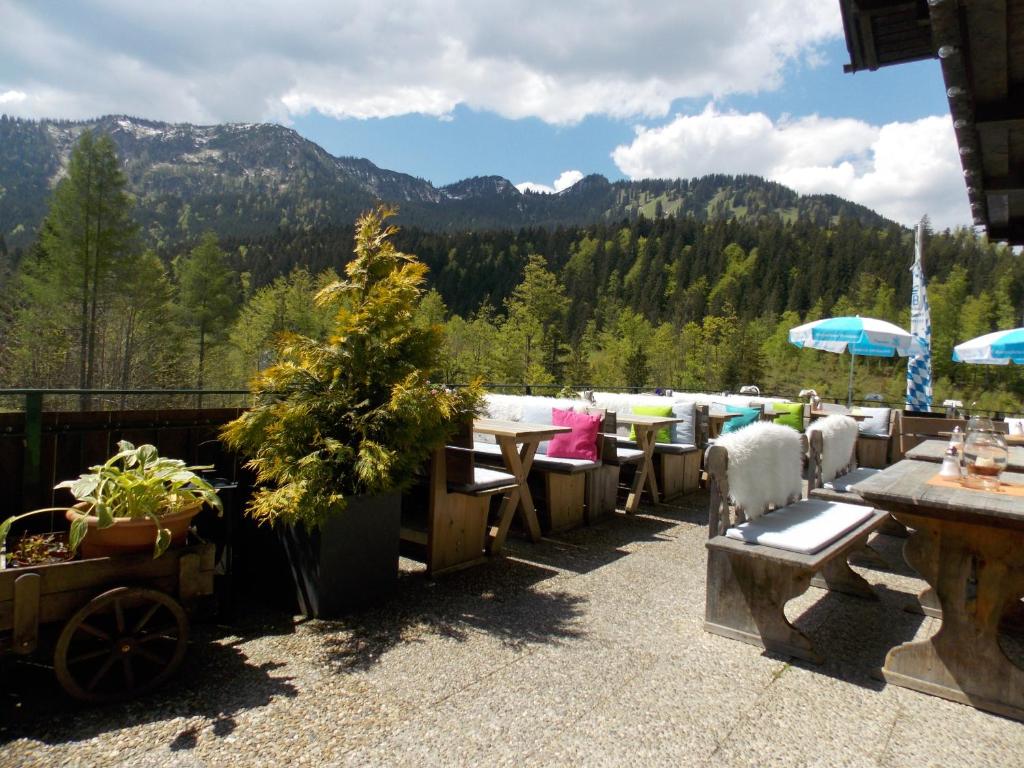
<box><xmin>962</xmin><ymin>416</ymin><xmax>1008</xmax><ymax>490</ymax></box>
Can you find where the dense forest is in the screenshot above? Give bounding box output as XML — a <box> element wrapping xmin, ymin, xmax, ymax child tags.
<box><xmin>1</xmin><ymin>130</ymin><xmax>1022</xmax><ymax>411</ymax></box>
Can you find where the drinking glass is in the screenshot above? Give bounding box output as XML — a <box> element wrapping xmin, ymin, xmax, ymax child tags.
<box><xmin>962</xmin><ymin>416</ymin><xmax>1008</xmax><ymax>490</ymax></box>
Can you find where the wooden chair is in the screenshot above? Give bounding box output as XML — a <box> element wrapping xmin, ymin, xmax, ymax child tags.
<box><xmin>856</xmin><ymin>408</ymin><xmax>899</xmax><ymax>468</ymax></box>
<box><xmin>704</xmin><ymin>423</ymin><xmax>888</xmax><ymax>663</ymax></box>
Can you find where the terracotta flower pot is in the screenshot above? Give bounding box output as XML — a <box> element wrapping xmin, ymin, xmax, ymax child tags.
<box><xmin>65</xmin><ymin>502</ymin><xmax>202</xmax><ymax>558</ymax></box>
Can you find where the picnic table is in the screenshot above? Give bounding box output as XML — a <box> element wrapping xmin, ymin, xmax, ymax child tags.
<box><xmin>472</xmin><ymin>418</ymin><xmax>570</xmax><ymax>554</ymax></box>
<box><xmin>906</xmin><ymin>438</ymin><xmax>1024</xmax><ymax>472</ymax></box>
<box><xmin>855</xmin><ymin>459</ymin><xmax>1024</xmax><ymax>721</ymax></box>
<box><xmin>615</xmin><ymin>414</ymin><xmax>684</xmax><ymax>514</ymax></box>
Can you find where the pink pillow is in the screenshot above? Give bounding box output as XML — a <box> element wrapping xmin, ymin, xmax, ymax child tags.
<box><xmin>546</xmin><ymin>407</ymin><xmax>601</xmax><ymax>461</ymax></box>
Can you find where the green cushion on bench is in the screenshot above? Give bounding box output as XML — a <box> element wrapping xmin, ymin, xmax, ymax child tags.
<box><xmin>772</xmin><ymin>402</ymin><xmax>804</xmax><ymax>432</ymax></box>
<box><xmin>629</xmin><ymin>404</ymin><xmax>674</xmax><ymax>442</ymax></box>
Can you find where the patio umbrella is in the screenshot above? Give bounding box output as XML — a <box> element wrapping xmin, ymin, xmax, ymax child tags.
<box><xmin>952</xmin><ymin>328</ymin><xmax>1024</xmax><ymax>365</ymax></box>
<box><xmin>789</xmin><ymin>316</ymin><xmax>926</xmax><ymax>407</ymax></box>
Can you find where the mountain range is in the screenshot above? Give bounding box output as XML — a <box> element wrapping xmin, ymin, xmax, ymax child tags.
<box><xmin>0</xmin><ymin>114</ymin><xmax>893</xmax><ymax>249</ymax></box>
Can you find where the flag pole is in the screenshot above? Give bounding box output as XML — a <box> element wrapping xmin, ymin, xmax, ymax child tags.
<box><xmin>847</xmin><ymin>350</ymin><xmax>856</xmax><ymax>408</ymax></box>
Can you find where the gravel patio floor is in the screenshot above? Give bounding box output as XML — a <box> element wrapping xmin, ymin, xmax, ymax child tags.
<box><xmin>3</xmin><ymin>490</ymin><xmax>1024</xmax><ymax>767</ymax></box>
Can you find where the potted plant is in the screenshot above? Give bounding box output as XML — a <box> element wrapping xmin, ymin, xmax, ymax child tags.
<box><xmin>221</xmin><ymin>206</ymin><xmax>481</xmax><ymax>618</ymax></box>
<box><xmin>58</xmin><ymin>441</ymin><xmax>223</xmax><ymax>558</ymax></box>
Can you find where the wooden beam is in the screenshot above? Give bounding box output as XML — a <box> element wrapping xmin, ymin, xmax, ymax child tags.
<box><xmin>975</xmin><ymin>96</ymin><xmax>1024</xmax><ymax>131</ymax></box>
<box><xmin>984</xmin><ymin>174</ymin><xmax>1024</xmax><ymax>193</ymax></box>
<box><xmin>986</xmin><ymin>192</ymin><xmax>1011</xmax><ymax>226</ymax></box>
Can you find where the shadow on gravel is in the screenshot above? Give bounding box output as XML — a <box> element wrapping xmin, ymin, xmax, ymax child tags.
<box><xmin>0</xmin><ymin>604</ymin><xmax>298</xmax><ymax>749</ymax></box>
<box><xmin>309</xmin><ymin>556</ymin><xmax>588</xmax><ymax>673</ymax></box>
<box><xmin>779</xmin><ymin>583</ymin><xmax>927</xmax><ymax>692</ymax></box>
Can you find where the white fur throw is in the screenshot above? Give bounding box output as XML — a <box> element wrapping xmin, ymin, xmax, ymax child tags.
<box><xmin>714</xmin><ymin>422</ymin><xmax>803</xmax><ymax>519</ymax></box>
<box><xmin>807</xmin><ymin>415</ymin><xmax>859</xmax><ymax>483</ymax></box>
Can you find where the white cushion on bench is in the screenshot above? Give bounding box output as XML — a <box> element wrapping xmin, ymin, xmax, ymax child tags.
<box><xmin>449</xmin><ymin>467</ymin><xmax>517</xmax><ymax>494</ymax></box>
<box><xmin>472</xmin><ymin>441</ymin><xmax>504</xmax><ymax>457</ymax></box>
<box><xmin>615</xmin><ymin>447</ymin><xmax>645</xmax><ymax>461</ymax></box>
<box><xmin>532</xmin><ymin>455</ymin><xmax>601</xmax><ymax>472</ymax></box>
<box><xmin>823</xmin><ymin>467</ymin><xmax>882</xmax><ymax>493</ymax></box>
<box><xmin>725</xmin><ymin>499</ymin><xmax>876</xmax><ymax>554</ymax></box>
<box><xmin>616</xmin><ymin>438</ymin><xmax>697</xmax><ymax>455</ymax></box>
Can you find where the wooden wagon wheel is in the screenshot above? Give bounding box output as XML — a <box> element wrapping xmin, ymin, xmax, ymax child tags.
<box><xmin>54</xmin><ymin>586</ymin><xmax>188</xmax><ymax>702</ymax></box>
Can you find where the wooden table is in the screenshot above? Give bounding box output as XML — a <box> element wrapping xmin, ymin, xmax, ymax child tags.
<box><xmin>707</xmin><ymin>411</ymin><xmax>740</xmax><ymax>439</ymax></box>
<box><xmin>906</xmin><ymin>439</ymin><xmax>1024</xmax><ymax>472</ymax></box>
<box><xmin>856</xmin><ymin>459</ymin><xmax>1024</xmax><ymax>720</ymax></box>
<box><xmin>472</xmin><ymin>419</ymin><xmax>570</xmax><ymax>554</ymax></box>
<box><xmin>615</xmin><ymin>414</ymin><xmax>684</xmax><ymax>514</ymax></box>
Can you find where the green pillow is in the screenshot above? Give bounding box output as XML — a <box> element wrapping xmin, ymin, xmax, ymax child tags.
<box><xmin>629</xmin><ymin>404</ymin><xmax>674</xmax><ymax>442</ymax></box>
<box><xmin>772</xmin><ymin>402</ymin><xmax>804</xmax><ymax>432</ymax></box>
<box><xmin>721</xmin><ymin>404</ymin><xmax>760</xmax><ymax>434</ymax></box>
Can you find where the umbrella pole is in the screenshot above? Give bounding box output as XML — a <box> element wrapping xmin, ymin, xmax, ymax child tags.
<box><xmin>847</xmin><ymin>350</ymin><xmax>857</xmax><ymax>408</ymax></box>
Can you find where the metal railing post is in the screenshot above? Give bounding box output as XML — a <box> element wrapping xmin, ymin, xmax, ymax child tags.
<box><xmin>23</xmin><ymin>391</ymin><xmax>43</xmax><ymax>510</ymax></box>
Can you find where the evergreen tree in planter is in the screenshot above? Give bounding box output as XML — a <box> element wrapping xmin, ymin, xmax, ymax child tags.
<box><xmin>222</xmin><ymin>206</ymin><xmax>481</xmax><ymax>616</ymax></box>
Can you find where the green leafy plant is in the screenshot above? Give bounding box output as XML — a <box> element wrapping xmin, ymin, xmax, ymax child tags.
<box><xmin>222</xmin><ymin>205</ymin><xmax>482</xmax><ymax>529</ymax></box>
<box><xmin>54</xmin><ymin>440</ymin><xmax>223</xmax><ymax>557</ymax></box>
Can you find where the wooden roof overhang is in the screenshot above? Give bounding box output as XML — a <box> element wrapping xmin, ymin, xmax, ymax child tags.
<box><xmin>839</xmin><ymin>0</ymin><xmax>1024</xmax><ymax>244</ymax></box>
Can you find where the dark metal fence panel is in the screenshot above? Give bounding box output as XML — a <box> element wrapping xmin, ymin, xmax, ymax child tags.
<box><xmin>0</xmin><ymin>403</ymin><xmax>248</xmax><ymax>513</ymax></box>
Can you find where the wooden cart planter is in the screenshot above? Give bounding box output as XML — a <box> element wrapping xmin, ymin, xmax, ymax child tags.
<box><xmin>1</xmin><ymin>542</ymin><xmax>215</xmax><ymax>702</ymax></box>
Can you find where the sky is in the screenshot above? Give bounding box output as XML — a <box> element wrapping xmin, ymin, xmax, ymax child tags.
<box><xmin>0</xmin><ymin>0</ymin><xmax>970</xmax><ymax>230</ymax></box>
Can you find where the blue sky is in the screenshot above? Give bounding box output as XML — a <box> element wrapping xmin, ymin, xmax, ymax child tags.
<box><xmin>0</xmin><ymin>1</ymin><xmax>968</xmax><ymax>228</ymax></box>
<box><xmin>292</xmin><ymin>37</ymin><xmax>949</xmax><ymax>188</ymax></box>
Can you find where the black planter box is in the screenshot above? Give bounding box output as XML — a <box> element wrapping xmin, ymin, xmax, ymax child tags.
<box><xmin>279</xmin><ymin>492</ymin><xmax>401</xmax><ymax>618</ymax></box>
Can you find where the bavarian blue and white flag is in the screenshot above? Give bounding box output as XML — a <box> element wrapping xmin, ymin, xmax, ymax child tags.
<box><xmin>906</xmin><ymin>221</ymin><xmax>932</xmax><ymax>412</ymax></box>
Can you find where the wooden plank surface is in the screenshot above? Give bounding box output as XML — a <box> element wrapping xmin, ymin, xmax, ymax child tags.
<box><xmin>906</xmin><ymin>439</ymin><xmax>1024</xmax><ymax>472</ymax></box>
<box><xmin>614</xmin><ymin>415</ymin><xmax>684</xmax><ymax>427</ymax></box>
<box><xmin>472</xmin><ymin>419</ymin><xmax>569</xmax><ymax>439</ymax></box>
<box><xmin>856</xmin><ymin>459</ymin><xmax>1024</xmax><ymax>527</ymax></box>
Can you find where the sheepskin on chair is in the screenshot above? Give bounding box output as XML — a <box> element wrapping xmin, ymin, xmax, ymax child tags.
<box><xmin>714</xmin><ymin>422</ymin><xmax>803</xmax><ymax>519</ymax></box>
<box><xmin>807</xmin><ymin>414</ymin><xmax>859</xmax><ymax>483</ymax></box>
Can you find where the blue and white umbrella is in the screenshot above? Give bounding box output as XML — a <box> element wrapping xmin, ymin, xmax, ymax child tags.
<box><xmin>952</xmin><ymin>328</ymin><xmax>1024</xmax><ymax>365</ymax></box>
<box><xmin>789</xmin><ymin>316</ymin><xmax>925</xmax><ymax>406</ymax></box>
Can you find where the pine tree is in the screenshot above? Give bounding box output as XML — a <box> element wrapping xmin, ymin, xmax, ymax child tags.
<box><xmin>174</xmin><ymin>231</ymin><xmax>240</xmax><ymax>394</ymax></box>
<box><xmin>38</xmin><ymin>130</ymin><xmax>137</xmax><ymax>404</ymax></box>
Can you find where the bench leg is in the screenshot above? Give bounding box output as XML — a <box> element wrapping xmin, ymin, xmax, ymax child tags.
<box><xmin>704</xmin><ymin>550</ymin><xmax>822</xmax><ymax>664</ymax></box>
<box><xmin>586</xmin><ymin>465</ymin><xmax>619</xmax><ymax>523</ymax></box>
<box><xmin>546</xmin><ymin>473</ymin><xmax>586</xmax><ymax>532</ymax></box>
<box><xmin>813</xmin><ymin>557</ymin><xmax>878</xmax><ymax>600</ymax></box>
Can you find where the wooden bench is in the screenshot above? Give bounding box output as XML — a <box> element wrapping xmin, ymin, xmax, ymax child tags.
<box><xmin>472</xmin><ymin>426</ymin><xmax>602</xmax><ymax>533</ymax></box>
<box><xmin>614</xmin><ymin>404</ymin><xmax>708</xmax><ymax>500</ymax></box>
<box><xmin>591</xmin><ymin>395</ymin><xmax>707</xmax><ymax>499</ymax></box>
<box><xmin>704</xmin><ymin>428</ymin><xmax>889</xmax><ymax>664</ymax></box>
<box><xmin>401</xmin><ymin>443</ymin><xmax>516</xmax><ymax>576</ymax></box>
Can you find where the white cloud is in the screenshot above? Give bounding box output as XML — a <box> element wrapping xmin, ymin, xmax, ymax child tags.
<box><xmin>516</xmin><ymin>169</ymin><xmax>584</xmax><ymax>195</ymax></box>
<box><xmin>611</xmin><ymin>105</ymin><xmax>970</xmax><ymax>230</ymax></box>
<box><xmin>0</xmin><ymin>1</ymin><xmax>840</xmax><ymax>124</ymax></box>
<box><xmin>0</xmin><ymin>89</ymin><xmax>27</xmax><ymax>104</ymax></box>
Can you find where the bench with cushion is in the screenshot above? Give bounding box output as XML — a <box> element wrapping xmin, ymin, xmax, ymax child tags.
<box><xmin>857</xmin><ymin>406</ymin><xmax>898</xmax><ymax>467</ymax></box>
<box><xmin>704</xmin><ymin>422</ymin><xmax>889</xmax><ymax>663</ymax></box>
<box><xmin>475</xmin><ymin>394</ymin><xmax>605</xmax><ymax>532</ymax></box>
<box><xmin>806</xmin><ymin>415</ymin><xmax>882</xmax><ymax>505</ymax></box>
<box><xmin>591</xmin><ymin>392</ymin><xmax>707</xmax><ymax>498</ymax></box>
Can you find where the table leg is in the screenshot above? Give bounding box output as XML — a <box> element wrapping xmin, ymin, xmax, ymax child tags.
<box><xmin>882</xmin><ymin>511</ymin><xmax>1024</xmax><ymax>720</ymax></box>
<box><xmin>487</xmin><ymin>438</ymin><xmax>540</xmax><ymax>554</ymax></box>
<box><xmin>625</xmin><ymin>426</ymin><xmax>661</xmax><ymax>514</ymax></box>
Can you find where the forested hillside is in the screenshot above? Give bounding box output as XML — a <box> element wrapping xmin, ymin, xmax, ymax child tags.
<box><xmin>0</xmin><ymin>115</ymin><xmax>891</xmax><ymax>250</ymax></box>
<box><xmin>2</xmin><ymin>127</ymin><xmax>1021</xmax><ymax>411</ymax></box>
